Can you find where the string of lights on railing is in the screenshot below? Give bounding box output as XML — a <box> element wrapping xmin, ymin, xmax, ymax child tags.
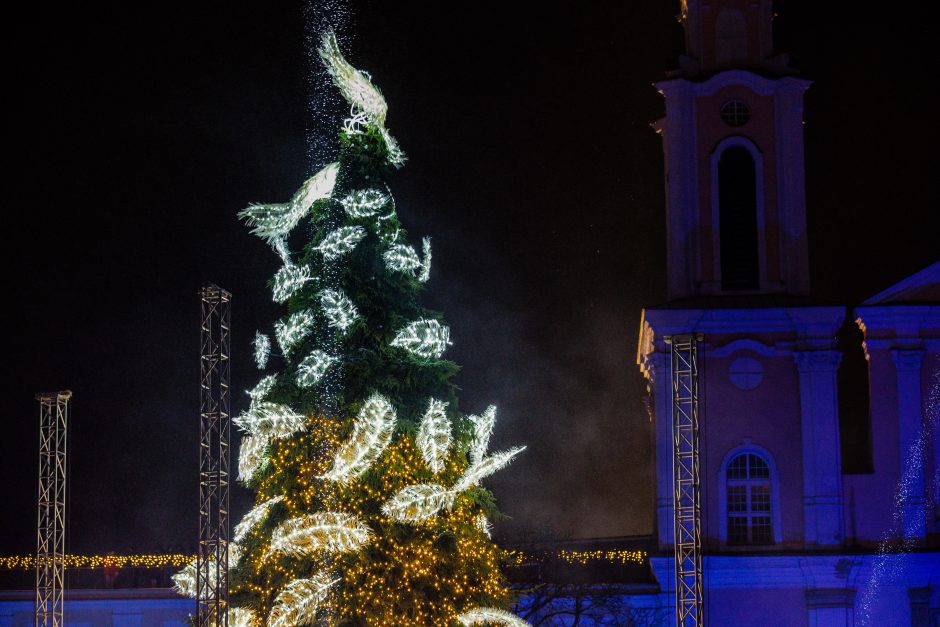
<box><xmin>0</xmin><ymin>549</ymin><xmax>647</xmax><ymax>570</ymax></box>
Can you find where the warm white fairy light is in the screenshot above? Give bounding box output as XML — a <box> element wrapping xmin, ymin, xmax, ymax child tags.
<box><xmin>382</xmin><ymin>483</ymin><xmax>455</xmax><ymax>524</ymax></box>
<box><xmin>237</xmin><ymin>434</ymin><xmax>268</xmax><ymax>484</ymax></box>
<box><xmin>296</xmin><ymin>350</ymin><xmax>336</xmax><ymax>388</ymax></box>
<box><xmin>457</xmin><ymin>608</ymin><xmax>530</xmax><ymax>626</ymax></box>
<box><xmin>319</xmin><ymin>289</ymin><xmax>360</xmax><ymax>333</ymax></box>
<box><xmin>272</xmin><ymin>264</ymin><xmax>314</xmax><ymax>303</ymax></box>
<box><xmin>468</xmin><ymin>405</ymin><xmax>497</xmax><ymax>465</ymax></box>
<box><xmin>269</xmin><ymin>512</ymin><xmax>371</xmax><ymax>557</ymax></box>
<box><xmin>233</xmin><ymin>402</ymin><xmax>305</xmax><ymax>439</ymax></box>
<box><xmin>316</xmin><ymin>226</ymin><xmax>366</xmax><ymax>261</ymax></box>
<box><xmin>417</xmin><ymin>399</ymin><xmax>452</xmax><ymax>473</ymax></box>
<box><xmin>419</xmin><ymin>237</ymin><xmax>432</xmax><ymax>282</ymax></box>
<box><xmin>390</xmin><ymin>319</ymin><xmax>452</xmax><ymax>359</ymax></box>
<box><xmin>233</xmin><ymin>495</ymin><xmax>284</xmax><ymax>544</ymax></box>
<box><xmin>455</xmin><ymin>446</ymin><xmax>526</xmax><ymax>492</ymax></box>
<box><xmin>274</xmin><ymin>309</ymin><xmax>316</xmax><ymax>357</ymax></box>
<box><xmin>340</xmin><ymin>189</ymin><xmax>388</xmax><ymax>218</ymax></box>
<box><xmin>246</xmin><ymin>375</ymin><xmax>278</xmax><ymax>405</ymax></box>
<box><xmin>239</xmin><ymin>163</ymin><xmax>339</xmax><ymax>244</ymax></box>
<box><xmin>383</xmin><ymin>243</ymin><xmax>422</xmax><ymax>274</ymax></box>
<box><xmin>253</xmin><ymin>332</ymin><xmax>271</xmax><ymax>370</ymax></box>
<box><xmin>268</xmin><ymin>574</ymin><xmax>338</xmax><ymax>627</ymax></box>
<box><xmin>320</xmin><ymin>393</ymin><xmax>396</xmax><ymax>483</ymax></box>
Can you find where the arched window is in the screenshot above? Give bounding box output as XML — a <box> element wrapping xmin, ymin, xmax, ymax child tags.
<box><xmin>725</xmin><ymin>452</ymin><xmax>774</xmax><ymax>545</ymax></box>
<box><xmin>718</xmin><ymin>146</ymin><xmax>759</xmax><ymax>291</ymax></box>
<box><xmin>715</xmin><ymin>9</ymin><xmax>748</xmax><ymax>67</ymax></box>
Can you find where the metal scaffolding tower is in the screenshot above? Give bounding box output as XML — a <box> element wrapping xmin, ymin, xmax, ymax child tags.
<box><xmin>668</xmin><ymin>334</ymin><xmax>704</xmax><ymax>627</ymax></box>
<box><xmin>198</xmin><ymin>285</ymin><xmax>231</xmax><ymax>627</ymax></box>
<box><xmin>35</xmin><ymin>390</ymin><xmax>71</xmax><ymax>627</ymax></box>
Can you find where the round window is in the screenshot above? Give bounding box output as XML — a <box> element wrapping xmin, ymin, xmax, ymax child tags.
<box><xmin>720</xmin><ymin>100</ymin><xmax>751</xmax><ymax>127</ymax></box>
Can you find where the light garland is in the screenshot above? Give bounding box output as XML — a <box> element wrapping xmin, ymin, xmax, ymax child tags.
<box><xmin>417</xmin><ymin>399</ymin><xmax>452</xmax><ymax>473</ymax></box>
<box><xmin>316</xmin><ymin>226</ymin><xmax>366</xmax><ymax>261</ymax></box>
<box><xmin>320</xmin><ymin>394</ymin><xmax>396</xmax><ymax>483</ymax></box>
<box><xmin>381</xmin><ymin>483</ymin><xmax>455</xmax><ymax>524</ymax></box>
<box><xmin>296</xmin><ymin>350</ymin><xmax>336</xmax><ymax>388</ymax></box>
<box><xmin>233</xmin><ymin>495</ymin><xmax>285</xmax><ymax>544</ymax></box>
<box><xmin>340</xmin><ymin>189</ymin><xmax>388</xmax><ymax>218</ymax></box>
<box><xmin>269</xmin><ymin>512</ymin><xmax>371</xmax><ymax>557</ymax></box>
<box><xmin>457</xmin><ymin>608</ymin><xmax>530</xmax><ymax>627</ymax></box>
<box><xmin>390</xmin><ymin>319</ymin><xmax>452</xmax><ymax>359</ymax></box>
<box><xmin>274</xmin><ymin>309</ymin><xmax>315</xmax><ymax>357</ymax></box>
<box><xmin>319</xmin><ymin>289</ymin><xmax>360</xmax><ymax>333</ymax></box>
<box><xmin>239</xmin><ymin>163</ymin><xmax>339</xmax><ymax>244</ymax></box>
<box><xmin>272</xmin><ymin>264</ymin><xmax>313</xmax><ymax>304</ymax></box>
<box><xmin>246</xmin><ymin>375</ymin><xmax>278</xmax><ymax>405</ymax></box>
<box><xmin>268</xmin><ymin>574</ymin><xmax>338</xmax><ymax>627</ymax></box>
<box><xmin>468</xmin><ymin>405</ymin><xmax>497</xmax><ymax>465</ymax></box>
<box><xmin>233</xmin><ymin>402</ymin><xmax>305</xmax><ymax>439</ymax></box>
<box><xmin>238</xmin><ymin>434</ymin><xmax>269</xmax><ymax>484</ymax></box>
<box><xmin>419</xmin><ymin>237</ymin><xmax>432</xmax><ymax>282</ymax></box>
<box><xmin>253</xmin><ymin>332</ymin><xmax>271</xmax><ymax>370</ymax></box>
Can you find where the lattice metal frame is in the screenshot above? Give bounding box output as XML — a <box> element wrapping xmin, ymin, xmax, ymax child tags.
<box><xmin>198</xmin><ymin>285</ymin><xmax>231</xmax><ymax>627</ymax></box>
<box><xmin>35</xmin><ymin>390</ymin><xmax>71</xmax><ymax>627</ymax></box>
<box><xmin>668</xmin><ymin>334</ymin><xmax>704</xmax><ymax>627</ymax></box>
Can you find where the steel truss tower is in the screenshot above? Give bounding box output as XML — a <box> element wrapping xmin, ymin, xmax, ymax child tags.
<box><xmin>667</xmin><ymin>334</ymin><xmax>704</xmax><ymax>627</ymax></box>
<box><xmin>198</xmin><ymin>285</ymin><xmax>231</xmax><ymax>627</ymax></box>
<box><xmin>35</xmin><ymin>390</ymin><xmax>71</xmax><ymax>627</ymax></box>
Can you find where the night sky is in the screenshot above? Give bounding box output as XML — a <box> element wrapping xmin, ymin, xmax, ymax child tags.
<box><xmin>3</xmin><ymin>1</ymin><xmax>937</xmax><ymax>556</ymax></box>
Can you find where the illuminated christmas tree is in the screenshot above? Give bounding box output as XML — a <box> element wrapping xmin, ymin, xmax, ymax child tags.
<box><xmin>176</xmin><ymin>31</ymin><xmax>527</xmax><ymax>627</ymax></box>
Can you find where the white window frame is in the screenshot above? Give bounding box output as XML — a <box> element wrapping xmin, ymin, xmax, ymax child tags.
<box><xmin>718</xmin><ymin>443</ymin><xmax>783</xmax><ymax>546</ymax></box>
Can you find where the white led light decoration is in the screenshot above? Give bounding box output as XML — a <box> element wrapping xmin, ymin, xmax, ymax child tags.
<box><xmin>271</xmin><ymin>236</ymin><xmax>291</xmax><ymax>266</ymax></box>
<box><xmin>233</xmin><ymin>495</ymin><xmax>284</xmax><ymax>544</ymax></box>
<box><xmin>296</xmin><ymin>350</ymin><xmax>336</xmax><ymax>388</ymax></box>
<box><xmin>417</xmin><ymin>399</ymin><xmax>452</xmax><ymax>473</ymax></box>
<box><xmin>474</xmin><ymin>514</ymin><xmax>492</xmax><ymax>538</ymax></box>
<box><xmin>233</xmin><ymin>402</ymin><xmax>305</xmax><ymax>439</ymax></box>
<box><xmin>390</xmin><ymin>319</ymin><xmax>452</xmax><ymax>359</ymax></box>
<box><xmin>340</xmin><ymin>189</ymin><xmax>388</xmax><ymax>218</ymax></box>
<box><xmin>246</xmin><ymin>375</ymin><xmax>278</xmax><ymax>405</ymax></box>
<box><xmin>456</xmin><ymin>608</ymin><xmax>531</xmax><ymax>627</ymax></box>
<box><xmin>382</xmin><ymin>483</ymin><xmax>455</xmax><ymax>524</ymax></box>
<box><xmin>319</xmin><ymin>289</ymin><xmax>360</xmax><ymax>333</ymax></box>
<box><xmin>253</xmin><ymin>332</ymin><xmax>271</xmax><ymax>370</ymax></box>
<box><xmin>272</xmin><ymin>264</ymin><xmax>313</xmax><ymax>304</ymax></box>
<box><xmin>383</xmin><ymin>243</ymin><xmax>422</xmax><ymax>274</ymax></box>
<box><xmin>319</xmin><ymin>31</ymin><xmax>388</xmax><ymax>126</ymax></box>
<box><xmin>418</xmin><ymin>237</ymin><xmax>432</xmax><ymax>282</ymax></box>
<box><xmin>274</xmin><ymin>309</ymin><xmax>316</xmax><ymax>357</ymax></box>
<box><xmin>316</xmin><ymin>226</ymin><xmax>366</xmax><ymax>261</ymax></box>
<box><xmin>228</xmin><ymin>607</ymin><xmax>257</xmax><ymax>627</ymax></box>
<box><xmin>237</xmin><ymin>434</ymin><xmax>269</xmax><ymax>484</ymax></box>
<box><xmin>455</xmin><ymin>446</ymin><xmax>526</xmax><ymax>492</ymax></box>
<box><xmin>239</xmin><ymin>163</ymin><xmax>339</xmax><ymax>244</ymax></box>
<box><xmin>468</xmin><ymin>405</ymin><xmax>497</xmax><ymax>465</ymax></box>
<box><xmin>269</xmin><ymin>512</ymin><xmax>371</xmax><ymax>557</ymax></box>
<box><xmin>320</xmin><ymin>393</ymin><xmax>396</xmax><ymax>483</ymax></box>
<box><xmin>268</xmin><ymin>574</ymin><xmax>338</xmax><ymax>627</ymax></box>
<box><xmin>172</xmin><ymin>545</ymin><xmax>241</xmax><ymax>600</ymax></box>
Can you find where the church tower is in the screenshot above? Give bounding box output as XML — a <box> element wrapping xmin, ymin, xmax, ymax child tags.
<box><xmin>657</xmin><ymin>0</ymin><xmax>811</xmax><ymax>300</ymax></box>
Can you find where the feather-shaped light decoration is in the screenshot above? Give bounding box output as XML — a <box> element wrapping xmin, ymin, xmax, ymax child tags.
<box><xmin>253</xmin><ymin>332</ymin><xmax>271</xmax><ymax>370</ymax></box>
<box><xmin>418</xmin><ymin>237</ymin><xmax>432</xmax><ymax>282</ymax></box>
<box><xmin>233</xmin><ymin>495</ymin><xmax>284</xmax><ymax>544</ymax></box>
<box><xmin>417</xmin><ymin>399</ymin><xmax>452</xmax><ymax>473</ymax></box>
<box><xmin>237</xmin><ymin>434</ymin><xmax>269</xmax><ymax>484</ymax></box>
<box><xmin>233</xmin><ymin>402</ymin><xmax>305</xmax><ymax>439</ymax></box>
<box><xmin>320</xmin><ymin>394</ymin><xmax>396</xmax><ymax>483</ymax></box>
<box><xmin>382</xmin><ymin>483</ymin><xmax>455</xmax><ymax>524</ymax></box>
<box><xmin>456</xmin><ymin>608</ymin><xmax>530</xmax><ymax>627</ymax></box>
<box><xmin>267</xmin><ymin>574</ymin><xmax>338</xmax><ymax>627</ymax></box>
<box><xmin>228</xmin><ymin>607</ymin><xmax>257</xmax><ymax>627</ymax></box>
<box><xmin>296</xmin><ymin>350</ymin><xmax>336</xmax><ymax>388</ymax></box>
<box><xmin>271</xmin><ymin>236</ymin><xmax>291</xmax><ymax>266</ymax></box>
<box><xmin>274</xmin><ymin>309</ymin><xmax>315</xmax><ymax>357</ymax></box>
<box><xmin>239</xmin><ymin>163</ymin><xmax>339</xmax><ymax>244</ymax></box>
<box><xmin>319</xmin><ymin>289</ymin><xmax>360</xmax><ymax>333</ymax></box>
<box><xmin>316</xmin><ymin>226</ymin><xmax>367</xmax><ymax>261</ymax></box>
<box><xmin>468</xmin><ymin>405</ymin><xmax>497</xmax><ymax>465</ymax></box>
<box><xmin>171</xmin><ymin>544</ymin><xmax>241</xmax><ymax>599</ymax></box>
<box><xmin>474</xmin><ymin>514</ymin><xmax>492</xmax><ymax>538</ymax></box>
<box><xmin>383</xmin><ymin>243</ymin><xmax>422</xmax><ymax>274</ymax></box>
<box><xmin>318</xmin><ymin>31</ymin><xmax>387</xmax><ymax>126</ymax></box>
<box><xmin>272</xmin><ymin>264</ymin><xmax>313</xmax><ymax>304</ymax></box>
<box><xmin>246</xmin><ymin>375</ymin><xmax>278</xmax><ymax>405</ymax></box>
<box><xmin>390</xmin><ymin>319</ymin><xmax>452</xmax><ymax>359</ymax></box>
<box><xmin>454</xmin><ymin>447</ymin><xmax>526</xmax><ymax>493</ymax></box>
<box><xmin>269</xmin><ymin>512</ymin><xmax>371</xmax><ymax>557</ymax></box>
<box><xmin>340</xmin><ymin>189</ymin><xmax>388</xmax><ymax>218</ymax></box>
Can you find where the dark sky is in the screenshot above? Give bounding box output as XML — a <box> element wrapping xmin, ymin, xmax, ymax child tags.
<box><xmin>2</xmin><ymin>1</ymin><xmax>937</xmax><ymax>556</ymax></box>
